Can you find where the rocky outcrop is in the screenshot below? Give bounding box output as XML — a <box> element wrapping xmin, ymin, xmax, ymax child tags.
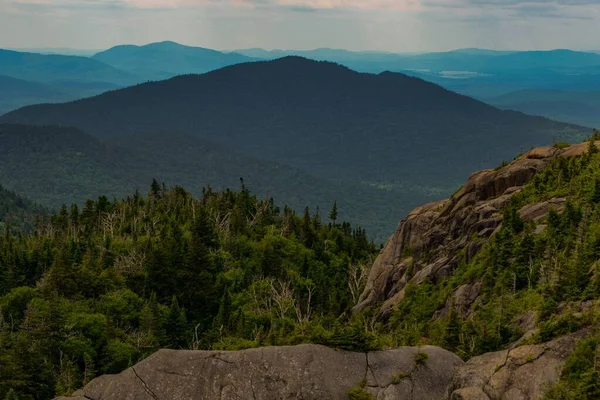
<box><xmin>54</xmin><ymin>331</ymin><xmax>591</xmax><ymax>400</ymax></box>
<box><xmin>434</xmin><ymin>281</ymin><xmax>482</xmax><ymax>319</ymax></box>
<box><xmin>55</xmin><ymin>344</ymin><xmax>463</xmax><ymax>400</ymax></box>
<box><xmin>354</xmin><ymin>142</ymin><xmax>599</xmax><ymax>315</ymax></box>
<box><xmin>448</xmin><ymin>330</ymin><xmax>589</xmax><ymax>400</ymax></box>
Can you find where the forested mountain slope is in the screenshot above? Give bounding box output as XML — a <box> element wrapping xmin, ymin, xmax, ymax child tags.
<box><xmin>0</xmin><ymin>183</ymin><xmax>376</xmax><ymax>399</ymax></box>
<box><xmin>485</xmin><ymin>88</ymin><xmax>600</xmax><ymax>129</ymax></box>
<box><xmin>0</xmin><ymin>75</ymin><xmax>72</xmax><ymax>115</ymax></box>
<box><xmin>1</xmin><ymin>57</ymin><xmax>585</xmax><ymax>192</ymax></box>
<box><xmin>0</xmin><ymin>185</ymin><xmax>48</xmax><ymax>233</ymax></box>
<box><xmin>0</xmin><ymin>124</ymin><xmax>403</xmax><ymax>241</ymax></box>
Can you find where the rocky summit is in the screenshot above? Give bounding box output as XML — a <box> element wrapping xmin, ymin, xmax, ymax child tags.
<box><xmin>355</xmin><ymin>141</ymin><xmax>600</xmax><ymax>316</ymax></box>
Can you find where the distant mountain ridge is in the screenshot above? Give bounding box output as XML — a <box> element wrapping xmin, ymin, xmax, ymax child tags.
<box><xmin>0</xmin><ymin>48</ymin><xmax>135</xmax><ymax>85</ymax></box>
<box><xmin>0</xmin><ymin>75</ymin><xmax>71</xmax><ymax>115</ymax></box>
<box><xmin>1</xmin><ymin>57</ymin><xmax>587</xmax><ymax>238</ymax></box>
<box><xmin>92</xmin><ymin>41</ymin><xmax>258</xmax><ymax>79</ymax></box>
<box><xmin>3</xmin><ymin>42</ymin><xmax>600</xmax><ymax>125</ymax></box>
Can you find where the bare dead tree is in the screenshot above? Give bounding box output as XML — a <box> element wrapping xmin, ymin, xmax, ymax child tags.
<box><xmin>211</xmin><ymin>210</ymin><xmax>232</xmax><ymax>237</ymax></box>
<box><xmin>101</xmin><ymin>211</ymin><xmax>119</xmax><ymax>237</ymax></box>
<box><xmin>114</xmin><ymin>250</ymin><xmax>146</xmax><ymax>276</ymax></box>
<box><xmin>528</xmin><ymin>258</ymin><xmax>535</xmax><ymax>289</ymax></box>
<box><xmin>270</xmin><ymin>279</ymin><xmax>295</xmax><ymax>320</ymax></box>
<box><xmin>246</xmin><ymin>201</ymin><xmax>270</xmax><ymax>228</ymax></box>
<box><xmin>189</xmin><ymin>323</ymin><xmax>202</xmax><ymax>350</ymax></box>
<box><xmin>294</xmin><ymin>283</ymin><xmax>315</xmax><ymax>323</ymax></box>
<box><xmin>129</xmin><ymin>330</ymin><xmax>156</xmax><ymax>352</ymax></box>
<box><xmin>348</xmin><ymin>262</ymin><xmax>370</xmax><ymax>306</ymax></box>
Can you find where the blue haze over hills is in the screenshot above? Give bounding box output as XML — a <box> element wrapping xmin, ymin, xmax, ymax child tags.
<box><xmin>1</xmin><ymin>42</ymin><xmax>600</xmax><ymax>128</ymax></box>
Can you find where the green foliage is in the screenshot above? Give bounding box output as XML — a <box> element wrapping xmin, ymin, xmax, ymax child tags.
<box><xmin>0</xmin><ymin>184</ymin><xmax>48</xmax><ymax>233</ymax></box>
<box><xmin>390</xmin><ymin>372</ymin><xmax>408</xmax><ymax>384</ymax></box>
<box><xmin>544</xmin><ymin>336</ymin><xmax>600</xmax><ymax>399</ymax></box>
<box><xmin>553</xmin><ymin>142</ymin><xmax>570</xmax><ymax>149</ymax></box>
<box><xmin>348</xmin><ymin>381</ymin><xmax>375</xmax><ymax>400</ymax></box>
<box><xmin>495</xmin><ymin>160</ymin><xmax>510</xmax><ymax>170</ymax></box>
<box><xmin>0</xmin><ymin>183</ymin><xmax>376</xmax><ymax>399</ymax></box>
<box><xmin>414</xmin><ymin>351</ymin><xmax>428</xmax><ymax>365</ymax></box>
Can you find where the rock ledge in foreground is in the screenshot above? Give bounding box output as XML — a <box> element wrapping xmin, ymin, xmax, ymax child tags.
<box><xmin>56</xmin><ymin>344</ymin><xmax>463</xmax><ymax>400</ymax></box>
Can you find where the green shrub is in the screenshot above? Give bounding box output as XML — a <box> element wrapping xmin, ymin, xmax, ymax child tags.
<box><xmin>391</xmin><ymin>372</ymin><xmax>409</xmax><ymax>384</ymax></box>
<box><xmin>544</xmin><ymin>336</ymin><xmax>600</xmax><ymax>399</ymax></box>
<box><xmin>414</xmin><ymin>351</ymin><xmax>429</xmax><ymax>365</ymax></box>
<box><xmin>495</xmin><ymin>160</ymin><xmax>510</xmax><ymax>170</ymax></box>
<box><xmin>347</xmin><ymin>385</ymin><xmax>375</xmax><ymax>400</ymax></box>
<box><xmin>553</xmin><ymin>142</ymin><xmax>570</xmax><ymax>149</ymax></box>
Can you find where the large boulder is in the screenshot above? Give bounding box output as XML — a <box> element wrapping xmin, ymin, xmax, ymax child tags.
<box><xmin>448</xmin><ymin>331</ymin><xmax>589</xmax><ymax>400</ymax></box>
<box><xmin>55</xmin><ymin>344</ymin><xmax>463</xmax><ymax>400</ymax></box>
<box><xmin>354</xmin><ymin>142</ymin><xmax>600</xmax><ymax>315</ymax></box>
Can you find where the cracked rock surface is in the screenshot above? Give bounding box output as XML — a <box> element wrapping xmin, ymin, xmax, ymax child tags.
<box><xmin>448</xmin><ymin>331</ymin><xmax>588</xmax><ymax>400</ymax></box>
<box><xmin>54</xmin><ymin>344</ymin><xmax>462</xmax><ymax>400</ymax></box>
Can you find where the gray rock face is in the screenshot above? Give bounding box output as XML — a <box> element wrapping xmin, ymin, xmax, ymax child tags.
<box><xmin>354</xmin><ymin>142</ymin><xmax>600</xmax><ymax>316</ymax></box>
<box><xmin>55</xmin><ymin>344</ymin><xmax>463</xmax><ymax>400</ymax></box>
<box><xmin>448</xmin><ymin>331</ymin><xmax>588</xmax><ymax>400</ymax></box>
<box><xmin>434</xmin><ymin>281</ymin><xmax>482</xmax><ymax>319</ymax></box>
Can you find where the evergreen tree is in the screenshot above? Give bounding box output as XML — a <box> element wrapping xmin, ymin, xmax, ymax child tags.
<box><xmin>592</xmin><ymin>178</ymin><xmax>600</xmax><ymax>204</ymax></box>
<box><xmin>166</xmin><ymin>296</ymin><xmax>188</xmax><ymax>348</ymax></box>
<box><xmin>150</xmin><ymin>179</ymin><xmax>161</xmax><ymax>199</ymax></box>
<box><xmin>329</xmin><ymin>201</ymin><xmax>338</xmax><ymax>225</ymax></box>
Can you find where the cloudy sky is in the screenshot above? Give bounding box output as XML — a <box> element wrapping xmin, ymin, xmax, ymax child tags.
<box><xmin>1</xmin><ymin>0</ymin><xmax>599</xmax><ymax>52</ymax></box>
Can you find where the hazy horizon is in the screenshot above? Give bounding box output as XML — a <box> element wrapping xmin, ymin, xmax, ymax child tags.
<box><xmin>5</xmin><ymin>42</ymin><xmax>600</xmax><ymax>56</ymax></box>
<box><xmin>1</xmin><ymin>0</ymin><xmax>600</xmax><ymax>53</ymax></box>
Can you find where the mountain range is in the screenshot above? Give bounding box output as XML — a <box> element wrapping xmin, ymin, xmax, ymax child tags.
<box><xmin>2</xmin><ymin>42</ymin><xmax>600</xmax><ymax>129</ymax></box>
<box><xmin>0</xmin><ymin>57</ymin><xmax>588</xmax><ymax>239</ymax></box>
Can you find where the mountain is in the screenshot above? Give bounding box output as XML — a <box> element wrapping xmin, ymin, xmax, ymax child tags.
<box><xmin>0</xmin><ymin>124</ymin><xmax>406</xmax><ymax>241</ymax></box>
<box><xmin>235</xmin><ymin>48</ymin><xmax>600</xmax><ymax>98</ymax></box>
<box><xmin>483</xmin><ymin>88</ymin><xmax>600</xmax><ymax>128</ymax></box>
<box><xmin>92</xmin><ymin>41</ymin><xmax>258</xmax><ymax>80</ymax></box>
<box><xmin>0</xmin><ymin>49</ymin><xmax>135</xmax><ymax>85</ymax></box>
<box><xmin>1</xmin><ymin>57</ymin><xmax>585</xmax><ymax>199</ymax></box>
<box><xmin>235</xmin><ymin>48</ymin><xmax>600</xmax><ymax>73</ymax></box>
